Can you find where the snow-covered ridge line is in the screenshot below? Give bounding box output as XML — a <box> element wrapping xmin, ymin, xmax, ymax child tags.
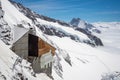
<box><xmin>9</xmin><ymin>0</ymin><xmax>71</xmax><ymax>27</ymax></box>
<box><xmin>9</xmin><ymin>0</ymin><xmax>103</xmax><ymax>46</ymax></box>
<box><xmin>1</xmin><ymin>0</ymin><xmax>32</xmax><ymax>26</ymax></box>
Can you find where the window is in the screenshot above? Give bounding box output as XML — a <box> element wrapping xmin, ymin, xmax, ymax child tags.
<box><xmin>44</xmin><ymin>65</ymin><xmax>46</xmax><ymax>69</ymax></box>
<box><xmin>50</xmin><ymin>62</ymin><xmax>52</xmax><ymax>67</ymax></box>
<box><xmin>48</xmin><ymin>63</ymin><xmax>49</xmax><ymax>68</ymax></box>
<box><xmin>28</xmin><ymin>34</ymin><xmax>38</xmax><ymax>56</ymax></box>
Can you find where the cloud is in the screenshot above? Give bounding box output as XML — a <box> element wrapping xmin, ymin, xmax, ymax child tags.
<box><xmin>95</xmin><ymin>11</ymin><xmax>120</xmax><ymax>15</ymax></box>
<box><xmin>25</xmin><ymin>0</ymin><xmax>98</xmax><ymax>13</ymax></box>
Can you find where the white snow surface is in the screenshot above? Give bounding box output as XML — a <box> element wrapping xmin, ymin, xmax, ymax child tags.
<box><xmin>36</xmin><ymin>18</ymin><xmax>90</xmax><ymax>40</ymax></box>
<box><xmin>77</xmin><ymin>19</ymin><xmax>86</xmax><ymax>28</ymax></box>
<box><xmin>49</xmin><ymin>35</ymin><xmax>120</xmax><ymax>80</ymax></box>
<box><xmin>1</xmin><ymin>0</ymin><xmax>32</xmax><ymax>26</ymax></box>
<box><xmin>49</xmin><ymin>23</ymin><xmax>120</xmax><ymax>80</ymax></box>
<box><xmin>0</xmin><ymin>40</ymin><xmax>32</xmax><ymax>80</ymax></box>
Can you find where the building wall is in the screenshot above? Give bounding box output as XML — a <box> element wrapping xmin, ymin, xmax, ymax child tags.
<box><xmin>30</xmin><ymin>51</ymin><xmax>53</xmax><ymax>74</ymax></box>
<box><xmin>40</xmin><ymin>51</ymin><xmax>53</xmax><ymax>68</ymax></box>
<box><xmin>12</xmin><ymin>31</ymin><xmax>54</xmax><ymax>75</ymax></box>
<box><xmin>30</xmin><ymin>57</ymin><xmax>41</xmax><ymax>73</ymax></box>
<box><xmin>12</xmin><ymin>32</ymin><xmax>28</xmax><ymax>59</ymax></box>
<box><xmin>40</xmin><ymin>51</ymin><xmax>53</xmax><ymax>75</ymax></box>
<box><xmin>38</xmin><ymin>39</ymin><xmax>56</xmax><ymax>56</ymax></box>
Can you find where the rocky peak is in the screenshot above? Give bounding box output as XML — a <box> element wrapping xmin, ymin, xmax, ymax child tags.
<box><xmin>70</xmin><ymin>18</ymin><xmax>86</xmax><ymax>29</ymax></box>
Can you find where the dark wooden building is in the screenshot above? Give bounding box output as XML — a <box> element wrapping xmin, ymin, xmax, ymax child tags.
<box><xmin>12</xmin><ymin>28</ymin><xmax>56</xmax><ymax>75</ymax></box>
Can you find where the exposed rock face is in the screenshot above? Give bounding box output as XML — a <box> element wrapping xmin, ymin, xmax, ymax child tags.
<box><xmin>0</xmin><ymin>1</ymin><xmax>12</xmax><ymax>45</ymax></box>
<box><xmin>75</xmin><ymin>27</ymin><xmax>103</xmax><ymax>46</ymax></box>
<box><xmin>0</xmin><ymin>9</ymin><xmax>4</xmax><ymax>18</ymax></box>
<box><xmin>70</xmin><ymin>18</ymin><xmax>103</xmax><ymax>46</ymax></box>
<box><xmin>70</xmin><ymin>18</ymin><xmax>86</xmax><ymax>29</ymax></box>
<box><xmin>36</xmin><ymin>24</ymin><xmax>96</xmax><ymax>46</ymax></box>
<box><xmin>70</xmin><ymin>18</ymin><xmax>101</xmax><ymax>33</ymax></box>
<box><xmin>101</xmin><ymin>71</ymin><xmax>120</xmax><ymax>80</ymax></box>
<box><xmin>0</xmin><ymin>10</ymin><xmax>12</xmax><ymax>45</ymax></box>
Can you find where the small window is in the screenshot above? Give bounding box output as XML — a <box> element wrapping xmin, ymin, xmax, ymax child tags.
<box><xmin>48</xmin><ymin>63</ymin><xmax>49</xmax><ymax>68</ymax></box>
<box><xmin>50</xmin><ymin>62</ymin><xmax>52</xmax><ymax>67</ymax></box>
<box><xmin>44</xmin><ymin>65</ymin><xmax>46</xmax><ymax>69</ymax></box>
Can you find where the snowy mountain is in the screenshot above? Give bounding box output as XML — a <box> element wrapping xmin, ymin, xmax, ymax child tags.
<box><xmin>70</xmin><ymin>18</ymin><xmax>86</xmax><ymax>28</ymax></box>
<box><xmin>9</xmin><ymin>0</ymin><xmax>103</xmax><ymax>47</ymax></box>
<box><xmin>0</xmin><ymin>0</ymin><xmax>120</xmax><ymax>80</ymax></box>
<box><xmin>70</xmin><ymin>18</ymin><xmax>101</xmax><ymax>33</ymax></box>
<box><xmin>70</xmin><ymin>18</ymin><xmax>103</xmax><ymax>46</ymax></box>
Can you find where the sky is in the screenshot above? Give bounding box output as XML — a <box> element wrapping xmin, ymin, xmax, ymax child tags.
<box><xmin>13</xmin><ymin>0</ymin><xmax>120</xmax><ymax>23</ymax></box>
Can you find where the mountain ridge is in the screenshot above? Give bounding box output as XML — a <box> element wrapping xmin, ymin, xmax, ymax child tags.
<box><xmin>8</xmin><ymin>0</ymin><xmax>103</xmax><ymax>46</ymax></box>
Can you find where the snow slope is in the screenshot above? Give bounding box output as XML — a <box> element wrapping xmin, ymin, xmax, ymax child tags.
<box><xmin>0</xmin><ymin>40</ymin><xmax>35</xmax><ymax>80</ymax></box>
<box><xmin>0</xmin><ymin>39</ymin><xmax>52</xmax><ymax>80</ymax></box>
<box><xmin>49</xmin><ymin>35</ymin><xmax>120</xmax><ymax>80</ymax></box>
<box><xmin>36</xmin><ymin>18</ymin><xmax>89</xmax><ymax>40</ymax></box>
<box><xmin>1</xmin><ymin>0</ymin><xmax>32</xmax><ymax>26</ymax></box>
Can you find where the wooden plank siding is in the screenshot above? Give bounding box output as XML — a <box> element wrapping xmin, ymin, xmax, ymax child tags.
<box><xmin>38</xmin><ymin>39</ymin><xmax>56</xmax><ymax>56</ymax></box>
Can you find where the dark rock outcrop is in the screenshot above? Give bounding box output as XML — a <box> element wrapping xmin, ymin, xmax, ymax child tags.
<box><xmin>75</xmin><ymin>27</ymin><xmax>103</xmax><ymax>46</ymax></box>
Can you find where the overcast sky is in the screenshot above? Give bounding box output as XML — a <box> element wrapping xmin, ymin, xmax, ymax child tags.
<box><xmin>14</xmin><ymin>0</ymin><xmax>120</xmax><ymax>23</ymax></box>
